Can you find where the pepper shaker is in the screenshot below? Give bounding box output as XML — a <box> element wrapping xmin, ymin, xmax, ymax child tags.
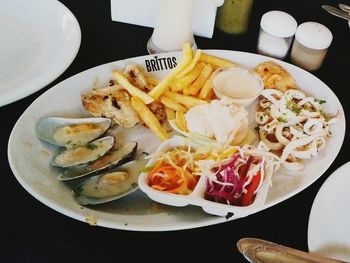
<box><xmin>290</xmin><ymin>22</ymin><xmax>333</xmax><ymax>71</ymax></box>
<box><xmin>257</xmin><ymin>11</ymin><xmax>297</xmax><ymax>59</ymax></box>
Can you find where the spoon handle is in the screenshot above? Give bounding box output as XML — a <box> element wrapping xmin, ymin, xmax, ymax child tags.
<box><xmin>322</xmin><ymin>5</ymin><xmax>350</xmax><ymax>21</ymax></box>
<box><xmin>237</xmin><ymin>238</ymin><xmax>346</xmax><ymax>263</ymax></box>
<box><xmin>339</xmin><ymin>4</ymin><xmax>350</xmax><ymax>14</ymax></box>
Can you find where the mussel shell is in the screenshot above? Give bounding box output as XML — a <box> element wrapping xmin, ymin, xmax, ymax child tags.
<box><xmin>36</xmin><ymin>117</ymin><xmax>111</xmax><ymax>147</ymax></box>
<box><xmin>51</xmin><ymin>136</ymin><xmax>115</xmax><ymax>168</ymax></box>
<box><xmin>73</xmin><ymin>170</ymin><xmax>138</xmax><ymax>205</ymax></box>
<box><xmin>58</xmin><ymin>141</ymin><xmax>138</xmax><ymax>180</ymax></box>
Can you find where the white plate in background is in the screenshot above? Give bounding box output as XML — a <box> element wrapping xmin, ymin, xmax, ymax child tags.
<box><xmin>0</xmin><ymin>0</ymin><xmax>81</xmax><ymax>107</ymax></box>
<box><xmin>308</xmin><ymin>161</ymin><xmax>350</xmax><ymax>262</ymax></box>
<box><xmin>8</xmin><ymin>50</ymin><xmax>345</xmax><ymax>231</ymax></box>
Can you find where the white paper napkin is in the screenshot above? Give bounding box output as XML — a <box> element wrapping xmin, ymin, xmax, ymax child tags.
<box><xmin>111</xmin><ymin>0</ymin><xmax>224</xmax><ymax>38</ymax></box>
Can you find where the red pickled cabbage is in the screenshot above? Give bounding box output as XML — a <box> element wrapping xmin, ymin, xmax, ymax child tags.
<box><xmin>204</xmin><ymin>153</ymin><xmax>260</xmax><ymax>206</ymax></box>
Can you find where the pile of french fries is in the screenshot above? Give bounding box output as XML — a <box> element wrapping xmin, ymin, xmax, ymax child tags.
<box><xmin>113</xmin><ymin>42</ymin><xmax>236</xmax><ymax>140</ymax></box>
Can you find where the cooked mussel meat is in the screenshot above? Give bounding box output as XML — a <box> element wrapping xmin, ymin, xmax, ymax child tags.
<box><xmin>51</xmin><ymin>136</ymin><xmax>115</xmax><ymax>168</ymax></box>
<box><xmin>36</xmin><ymin>117</ymin><xmax>111</xmax><ymax>147</ymax></box>
<box><xmin>73</xmin><ymin>171</ymin><xmax>138</xmax><ymax>205</ymax></box>
<box><xmin>58</xmin><ymin>141</ymin><xmax>137</xmax><ymax>180</ymax></box>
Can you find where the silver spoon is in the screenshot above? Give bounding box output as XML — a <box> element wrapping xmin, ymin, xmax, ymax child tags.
<box><xmin>339</xmin><ymin>4</ymin><xmax>350</xmax><ymax>14</ymax></box>
<box><xmin>322</xmin><ymin>5</ymin><xmax>350</xmax><ymax>21</ymax></box>
<box><xmin>237</xmin><ymin>238</ymin><xmax>346</xmax><ymax>263</ymax></box>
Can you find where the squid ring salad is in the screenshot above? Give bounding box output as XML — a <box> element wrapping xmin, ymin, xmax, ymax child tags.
<box><xmin>255</xmin><ymin>88</ymin><xmax>340</xmax><ymax>171</ymax></box>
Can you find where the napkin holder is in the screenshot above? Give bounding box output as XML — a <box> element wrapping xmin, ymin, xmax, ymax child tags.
<box><xmin>110</xmin><ymin>0</ymin><xmax>224</xmax><ymax>38</ymax></box>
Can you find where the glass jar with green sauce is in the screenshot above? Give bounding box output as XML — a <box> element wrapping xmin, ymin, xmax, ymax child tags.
<box><xmin>215</xmin><ymin>0</ymin><xmax>254</xmax><ymax>34</ymax></box>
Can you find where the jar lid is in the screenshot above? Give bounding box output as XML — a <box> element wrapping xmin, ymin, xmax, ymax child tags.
<box><xmin>260</xmin><ymin>11</ymin><xmax>297</xmax><ymax>38</ymax></box>
<box><xmin>295</xmin><ymin>22</ymin><xmax>333</xmax><ymax>50</ymax></box>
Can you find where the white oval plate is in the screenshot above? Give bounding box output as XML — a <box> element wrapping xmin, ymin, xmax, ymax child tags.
<box><xmin>8</xmin><ymin>50</ymin><xmax>345</xmax><ymax>231</ymax></box>
<box><xmin>308</xmin><ymin>161</ymin><xmax>350</xmax><ymax>262</ymax></box>
<box><xmin>0</xmin><ymin>0</ymin><xmax>81</xmax><ymax>107</ymax></box>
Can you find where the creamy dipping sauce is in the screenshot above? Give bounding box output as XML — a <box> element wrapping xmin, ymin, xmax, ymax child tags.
<box><xmin>212</xmin><ymin>66</ymin><xmax>263</xmax><ymax>99</ymax></box>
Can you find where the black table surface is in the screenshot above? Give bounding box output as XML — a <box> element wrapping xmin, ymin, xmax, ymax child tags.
<box><xmin>1</xmin><ymin>0</ymin><xmax>350</xmax><ymax>262</ymax></box>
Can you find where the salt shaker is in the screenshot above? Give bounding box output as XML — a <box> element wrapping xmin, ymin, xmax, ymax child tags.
<box><xmin>290</xmin><ymin>22</ymin><xmax>333</xmax><ymax>71</ymax></box>
<box><xmin>257</xmin><ymin>11</ymin><xmax>297</xmax><ymax>59</ymax></box>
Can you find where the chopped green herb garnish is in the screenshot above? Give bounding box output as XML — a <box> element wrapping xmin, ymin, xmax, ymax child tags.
<box><xmin>86</xmin><ymin>143</ymin><xmax>98</xmax><ymax>150</ymax></box>
<box><xmin>286</xmin><ymin>100</ymin><xmax>301</xmax><ymax>114</ymax></box>
<box><xmin>254</xmin><ymin>126</ymin><xmax>260</xmax><ymax>132</ymax></box>
<box><xmin>316</xmin><ymin>99</ymin><xmax>327</xmax><ymax>104</ymax></box>
<box><xmin>277</xmin><ymin>117</ymin><xmax>287</xmax><ymax>123</ymax></box>
<box><xmin>131</xmin><ymin>182</ymin><xmax>138</xmax><ymax>188</ymax></box>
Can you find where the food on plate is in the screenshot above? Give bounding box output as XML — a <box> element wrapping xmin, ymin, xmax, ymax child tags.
<box><xmin>184</xmin><ymin>98</ymin><xmax>250</xmax><ymax>145</ymax></box>
<box><xmin>146</xmin><ymin>143</ymin><xmax>204</xmax><ymax>195</ymax></box>
<box><xmin>35</xmin><ymin>117</ymin><xmax>111</xmax><ymax>147</ymax></box>
<box><xmin>73</xmin><ymin>171</ymin><xmax>138</xmax><ymax>205</ymax></box>
<box><xmin>35</xmin><ymin>114</ymin><xmax>139</xmax><ymax>204</ymax></box>
<box><xmin>163</xmin><ymin>91</ymin><xmax>207</xmax><ymax>108</ymax></box>
<box><xmin>113</xmin><ymin>69</ymin><xmax>154</xmax><ymax>104</ymax></box>
<box><xmin>254</xmin><ymin>61</ymin><xmax>296</xmax><ymax>92</ymax></box>
<box><xmin>80</xmin><ymin>42</ymin><xmax>238</xmax><ymax>141</ymax></box>
<box><xmin>175</xmin><ymin>110</ymin><xmax>187</xmax><ymax>132</ymax></box>
<box><xmin>124</xmin><ymin>64</ymin><xmax>154</xmax><ymax>93</ymax></box>
<box><xmin>131</xmin><ymin>96</ymin><xmax>169</xmax><ymax>141</ymax></box>
<box><xmin>175</xmin><ymin>49</ymin><xmax>202</xmax><ymax>79</ymax></box>
<box><xmin>198</xmin><ymin>52</ymin><xmax>236</xmax><ymax>68</ymax></box>
<box><xmin>187</xmin><ymin>63</ymin><xmax>213</xmax><ymax>96</ymax></box>
<box><xmin>81</xmin><ymin>84</ymin><xmax>139</xmax><ymax>128</ymax></box>
<box><xmin>34</xmin><ymin>43</ymin><xmax>342</xmax><ymax>214</ymax></box>
<box><xmin>211</xmin><ymin>66</ymin><xmax>263</xmax><ymax>107</ymax></box>
<box><xmin>160</xmin><ymin>96</ymin><xmax>187</xmax><ymax>113</ymax></box>
<box><xmin>256</xmin><ymin>88</ymin><xmax>340</xmax><ymax>171</ymax></box>
<box><xmin>149</xmin><ymin>42</ymin><xmax>194</xmax><ymax>100</ymax></box>
<box><xmin>51</xmin><ymin>136</ymin><xmax>115</xmax><ymax>168</ymax></box>
<box><xmin>141</xmin><ymin>138</ymin><xmax>276</xmax><ymax>212</ymax></box>
<box><xmin>199</xmin><ymin>147</ymin><xmax>274</xmax><ymax>206</ymax></box>
<box><xmin>58</xmin><ymin>141</ymin><xmax>137</xmax><ymax>181</ymax></box>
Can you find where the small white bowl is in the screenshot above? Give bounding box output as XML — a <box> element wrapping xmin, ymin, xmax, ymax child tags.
<box><xmin>211</xmin><ymin>66</ymin><xmax>264</xmax><ymax>107</ymax></box>
<box><xmin>138</xmin><ymin>137</ymin><xmax>270</xmax><ymax>218</ymax></box>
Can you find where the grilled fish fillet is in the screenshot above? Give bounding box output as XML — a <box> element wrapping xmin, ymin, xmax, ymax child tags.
<box><xmin>81</xmin><ymin>85</ymin><xmax>139</xmax><ymax>128</ymax></box>
<box><xmin>124</xmin><ymin>65</ymin><xmax>166</xmax><ymax>123</ymax></box>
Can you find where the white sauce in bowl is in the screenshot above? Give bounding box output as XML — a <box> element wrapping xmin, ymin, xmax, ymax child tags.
<box><xmin>211</xmin><ymin>66</ymin><xmax>263</xmax><ymax>107</ymax></box>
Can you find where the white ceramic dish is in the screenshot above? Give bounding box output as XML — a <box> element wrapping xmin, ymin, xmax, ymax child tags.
<box><xmin>308</xmin><ymin>161</ymin><xmax>350</xmax><ymax>262</ymax></box>
<box><xmin>0</xmin><ymin>0</ymin><xmax>81</xmax><ymax>107</ymax></box>
<box><xmin>8</xmin><ymin>50</ymin><xmax>345</xmax><ymax>231</ymax></box>
<box><xmin>138</xmin><ymin>137</ymin><xmax>270</xmax><ymax>218</ymax></box>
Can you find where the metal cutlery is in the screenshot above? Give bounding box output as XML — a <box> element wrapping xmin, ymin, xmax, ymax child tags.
<box><xmin>339</xmin><ymin>3</ymin><xmax>350</xmax><ymax>14</ymax></box>
<box><xmin>322</xmin><ymin>5</ymin><xmax>350</xmax><ymax>21</ymax></box>
<box><xmin>237</xmin><ymin>238</ymin><xmax>346</xmax><ymax>263</ymax></box>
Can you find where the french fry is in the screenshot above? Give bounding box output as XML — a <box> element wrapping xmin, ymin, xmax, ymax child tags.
<box><xmin>199</xmin><ymin>52</ymin><xmax>236</xmax><ymax>68</ymax></box>
<box><xmin>113</xmin><ymin>70</ymin><xmax>154</xmax><ymax>104</ymax></box>
<box><xmin>160</xmin><ymin>96</ymin><xmax>187</xmax><ymax>112</ymax></box>
<box><xmin>165</xmin><ymin>107</ymin><xmax>175</xmax><ymax>120</ymax></box>
<box><xmin>176</xmin><ymin>49</ymin><xmax>202</xmax><ymax>79</ymax></box>
<box><xmin>169</xmin><ymin>80</ymin><xmax>180</xmax><ymax>92</ymax></box>
<box><xmin>176</xmin><ymin>62</ymin><xmax>205</xmax><ymax>92</ymax></box>
<box><xmin>164</xmin><ymin>91</ymin><xmax>207</xmax><ymax>108</ymax></box>
<box><xmin>205</xmin><ymin>89</ymin><xmax>215</xmax><ymax>100</ymax></box>
<box><xmin>199</xmin><ymin>77</ymin><xmax>214</xmax><ymax>99</ymax></box>
<box><xmin>148</xmin><ymin>77</ymin><xmax>160</xmax><ymax>86</ymax></box>
<box><xmin>175</xmin><ymin>110</ymin><xmax>187</xmax><ymax>132</ymax></box>
<box><xmin>148</xmin><ymin>42</ymin><xmax>193</xmax><ymax>100</ymax></box>
<box><xmin>188</xmin><ymin>63</ymin><xmax>213</xmax><ymax>95</ymax></box>
<box><xmin>130</xmin><ymin>96</ymin><xmax>168</xmax><ymax>141</ymax></box>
